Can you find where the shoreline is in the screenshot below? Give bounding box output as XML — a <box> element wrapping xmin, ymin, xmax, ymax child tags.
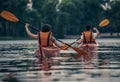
<box><xmin>64</xmin><ymin>33</ymin><xmax>120</xmax><ymax>39</ymax></box>
<box><xmin>0</xmin><ymin>33</ymin><xmax>120</xmax><ymax>40</ymax></box>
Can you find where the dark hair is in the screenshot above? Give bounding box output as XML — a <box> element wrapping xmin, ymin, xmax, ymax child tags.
<box><xmin>86</xmin><ymin>24</ymin><xmax>91</xmax><ymax>31</ymax></box>
<box><xmin>41</xmin><ymin>24</ymin><xmax>51</xmax><ymax>32</ymax></box>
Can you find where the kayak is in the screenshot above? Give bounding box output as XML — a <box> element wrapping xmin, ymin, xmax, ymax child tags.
<box><xmin>35</xmin><ymin>47</ymin><xmax>60</xmax><ymax>59</ymax></box>
<box><xmin>79</xmin><ymin>42</ymin><xmax>99</xmax><ymax>63</ymax></box>
<box><xmin>35</xmin><ymin>48</ymin><xmax>77</xmax><ymax>57</ymax></box>
<box><xmin>34</xmin><ymin>42</ymin><xmax>99</xmax><ymax>62</ymax></box>
<box><xmin>81</xmin><ymin>43</ymin><xmax>99</xmax><ymax>51</ymax></box>
<box><xmin>34</xmin><ymin>47</ymin><xmax>60</xmax><ymax>70</ymax></box>
<box><xmin>60</xmin><ymin>50</ymin><xmax>77</xmax><ymax>54</ymax></box>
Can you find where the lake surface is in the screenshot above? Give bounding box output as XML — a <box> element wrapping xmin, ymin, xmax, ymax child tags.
<box><xmin>0</xmin><ymin>38</ymin><xmax>120</xmax><ymax>82</ymax></box>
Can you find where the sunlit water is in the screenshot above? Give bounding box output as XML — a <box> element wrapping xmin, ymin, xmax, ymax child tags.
<box><xmin>0</xmin><ymin>38</ymin><xmax>120</xmax><ymax>82</ymax></box>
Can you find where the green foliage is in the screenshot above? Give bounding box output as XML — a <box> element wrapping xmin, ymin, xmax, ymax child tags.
<box><xmin>0</xmin><ymin>0</ymin><xmax>120</xmax><ymax>38</ymax></box>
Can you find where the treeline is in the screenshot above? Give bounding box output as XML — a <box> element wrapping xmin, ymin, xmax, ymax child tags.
<box><xmin>0</xmin><ymin>0</ymin><xmax>120</xmax><ymax>38</ymax></box>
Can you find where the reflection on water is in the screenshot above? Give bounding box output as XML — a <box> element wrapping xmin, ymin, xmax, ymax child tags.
<box><xmin>0</xmin><ymin>39</ymin><xmax>120</xmax><ymax>82</ymax></box>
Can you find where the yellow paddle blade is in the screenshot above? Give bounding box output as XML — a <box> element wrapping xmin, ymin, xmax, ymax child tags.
<box><xmin>99</xmin><ymin>19</ymin><xmax>110</xmax><ymax>27</ymax></box>
<box><xmin>61</xmin><ymin>45</ymin><xmax>69</xmax><ymax>50</ymax></box>
<box><xmin>1</xmin><ymin>10</ymin><xmax>19</xmax><ymax>22</ymax></box>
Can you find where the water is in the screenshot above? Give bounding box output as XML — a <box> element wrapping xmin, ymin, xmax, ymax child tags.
<box><xmin>0</xmin><ymin>38</ymin><xmax>120</xmax><ymax>82</ymax></box>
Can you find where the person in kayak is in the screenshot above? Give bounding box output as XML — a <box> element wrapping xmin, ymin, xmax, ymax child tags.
<box><xmin>25</xmin><ymin>23</ymin><xmax>61</xmax><ymax>48</ymax></box>
<box><xmin>76</xmin><ymin>24</ymin><xmax>99</xmax><ymax>44</ymax></box>
<box><xmin>75</xmin><ymin>25</ymin><xmax>99</xmax><ymax>64</ymax></box>
<box><xmin>25</xmin><ymin>23</ymin><xmax>62</xmax><ymax>64</ymax></box>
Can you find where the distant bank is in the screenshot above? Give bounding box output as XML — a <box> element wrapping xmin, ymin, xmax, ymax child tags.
<box><xmin>0</xmin><ymin>37</ymin><xmax>34</xmax><ymax>40</ymax></box>
<box><xmin>64</xmin><ymin>33</ymin><xmax>120</xmax><ymax>39</ymax></box>
<box><xmin>0</xmin><ymin>33</ymin><xmax>120</xmax><ymax>40</ymax></box>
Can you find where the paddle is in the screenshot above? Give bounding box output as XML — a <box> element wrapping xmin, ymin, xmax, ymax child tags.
<box><xmin>0</xmin><ymin>10</ymin><xmax>88</xmax><ymax>57</ymax></box>
<box><xmin>61</xmin><ymin>18</ymin><xmax>110</xmax><ymax>50</ymax></box>
<box><xmin>0</xmin><ymin>10</ymin><xmax>39</xmax><ymax>32</ymax></box>
<box><xmin>57</xmin><ymin>39</ymin><xmax>88</xmax><ymax>56</ymax></box>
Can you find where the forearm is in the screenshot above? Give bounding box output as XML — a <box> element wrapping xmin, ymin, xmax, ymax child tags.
<box><xmin>25</xmin><ymin>24</ymin><xmax>38</xmax><ymax>39</ymax></box>
<box><xmin>76</xmin><ymin>39</ymin><xmax>82</xmax><ymax>44</ymax></box>
<box><xmin>93</xmin><ymin>28</ymin><xmax>99</xmax><ymax>36</ymax></box>
<box><xmin>53</xmin><ymin>40</ymin><xmax>62</xmax><ymax>48</ymax></box>
<box><xmin>95</xmin><ymin>29</ymin><xmax>99</xmax><ymax>35</ymax></box>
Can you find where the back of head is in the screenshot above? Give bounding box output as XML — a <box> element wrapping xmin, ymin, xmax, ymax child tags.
<box><xmin>86</xmin><ymin>24</ymin><xmax>91</xmax><ymax>31</ymax></box>
<box><xmin>41</xmin><ymin>24</ymin><xmax>51</xmax><ymax>32</ymax></box>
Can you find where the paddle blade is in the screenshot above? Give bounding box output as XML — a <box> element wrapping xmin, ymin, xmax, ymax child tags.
<box><xmin>73</xmin><ymin>47</ymin><xmax>89</xmax><ymax>61</ymax></box>
<box><xmin>61</xmin><ymin>45</ymin><xmax>69</xmax><ymax>50</ymax></box>
<box><xmin>1</xmin><ymin>10</ymin><xmax>19</xmax><ymax>22</ymax></box>
<box><xmin>99</xmin><ymin>19</ymin><xmax>110</xmax><ymax>27</ymax></box>
<box><xmin>72</xmin><ymin>47</ymin><xmax>88</xmax><ymax>56</ymax></box>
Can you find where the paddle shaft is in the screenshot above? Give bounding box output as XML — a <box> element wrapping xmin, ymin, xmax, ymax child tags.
<box><xmin>19</xmin><ymin>20</ymin><xmax>39</xmax><ymax>32</ymax></box>
<box><xmin>56</xmin><ymin>39</ymin><xmax>73</xmax><ymax>47</ymax></box>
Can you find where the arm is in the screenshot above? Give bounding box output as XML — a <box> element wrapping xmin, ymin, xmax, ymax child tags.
<box><xmin>76</xmin><ymin>34</ymin><xmax>83</xmax><ymax>44</ymax></box>
<box><xmin>93</xmin><ymin>28</ymin><xmax>99</xmax><ymax>36</ymax></box>
<box><xmin>25</xmin><ymin>23</ymin><xmax>38</xmax><ymax>39</ymax></box>
<box><xmin>51</xmin><ymin>36</ymin><xmax>62</xmax><ymax>48</ymax></box>
<box><xmin>53</xmin><ymin>40</ymin><xmax>62</xmax><ymax>48</ymax></box>
<box><xmin>76</xmin><ymin>39</ymin><xmax>83</xmax><ymax>44</ymax></box>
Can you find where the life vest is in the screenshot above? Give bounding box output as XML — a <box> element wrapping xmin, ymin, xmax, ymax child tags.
<box><xmin>38</xmin><ymin>31</ymin><xmax>53</xmax><ymax>47</ymax></box>
<box><xmin>82</xmin><ymin>31</ymin><xmax>96</xmax><ymax>44</ymax></box>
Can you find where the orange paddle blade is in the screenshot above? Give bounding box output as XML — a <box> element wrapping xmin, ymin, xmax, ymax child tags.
<box><xmin>61</xmin><ymin>45</ymin><xmax>69</xmax><ymax>50</ymax></box>
<box><xmin>72</xmin><ymin>47</ymin><xmax>87</xmax><ymax>55</ymax></box>
<box><xmin>73</xmin><ymin>47</ymin><xmax>89</xmax><ymax>60</ymax></box>
<box><xmin>1</xmin><ymin>10</ymin><xmax>19</xmax><ymax>22</ymax></box>
<box><xmin>99</xmin><ymin>19</ymin><xmax>110</xmax><ymax>27</ymax></box>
